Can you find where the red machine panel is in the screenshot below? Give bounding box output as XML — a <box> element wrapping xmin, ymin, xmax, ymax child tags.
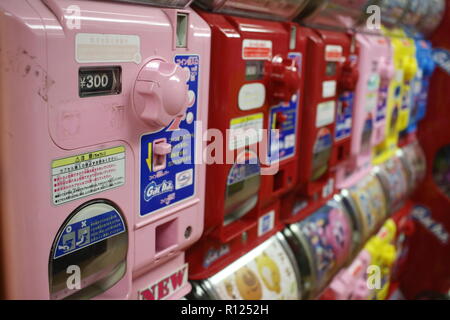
<box><xmin>186</xmin><ymin>9</ymin><xmax>306</xmax><ymax>279</ymax></box>
<box><xmin>282</xmin><ymin>27</ymin><xmax>359</xmax><ymax>224</ymax></box>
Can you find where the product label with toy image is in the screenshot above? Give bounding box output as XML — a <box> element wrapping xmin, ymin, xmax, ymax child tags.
<box><xmin>268</xmin><ymin>97</ymin><xmax>298</xmax><ymax>163</ymax></box>
<box><xmin>381</xmin><ymin>157</ymin><xmax>408</xmax><ymax>209</ymax></box>
<box><xmin>267</xmin><ymin>52</ymin><xmax>301</xmax><ymax>164</ymax></box>
<box><xmin>208</xmin><ymin>236</ymin><xmax>299</xmax><ymax>300</ymax></box>
<box><xmin>296</xmin><ymin>203</ymin><xmax>352</xmax><ymax>289</ymax></box>
<box><xmin>335</xmin><ymin>92</ymin><xmax>354</xmax><ymax>141</ymax></box>
<box><xmin>376</xmin><ymin>85</ymin><xmax>389</xmax><ymax>122</ymax></box>
<box><xmin>351</xmin><ymin>187</ymin><xmax>377</xmax><ymax>236</ymax></box>
<box><xmin>365</xmin><ymin>177</ymin><xmax>388</xmax><ymax>223</ymax></box>
<box><xmin>139</xmin><ymin>55</ymin><xmax>199</xmax><ymax>216</ymax></box>
<box><xmin>350</xmin><ymin>176</ymin><xmax>387</xmax><ymax>237</ymax></box>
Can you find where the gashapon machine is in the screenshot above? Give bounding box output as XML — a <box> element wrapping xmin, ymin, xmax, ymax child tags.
<box><xmin>336</xmin><ymin>2</ymin><xmax>395</xmax><ymax>189</ymax></box>
<box><xmin>186</xmin><ymin>0</ymin><xmax>309</xmax><ymax>282</ymax></box>
<box><xmin>0</xmin><ymin>0</ymin><xmax>211</xmax><ymax>299</ymax></box>
<box><xmin>400</xmin><ymin>0</ymin><xmax>450</xmax><ymax>299</ymax></box>
<box><xmin>282</xmin><ymin>0</ymin><xmax>360</xmax><ymax>224</ymax></box>
<box><xmin>373</xmin><ymin>0</ymin><xmax>418</xmax><ymax>164</ymax></box>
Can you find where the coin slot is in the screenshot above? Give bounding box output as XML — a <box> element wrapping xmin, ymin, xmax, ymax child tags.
<box><xmin>338</xmin><ymin>145</ymin><xmax>345</xmax><ymax>161</ymax></box>
<box><xmin>153</xmin><ymin>138</ymin><xmax>171</xmax><ymax>171</ymax></box>
<box><xmin>155</xmin><ymin>219</ymin><xmax>178</xmax><ymax>253</ymax></box>
<box><xmin>289</xmin><ymin>25</ymin><xmax>297</xmax><ymax>50</ymax></box>
<box><xmin>176</xmin><ymin>13</ymin><xmax>188</xmax><ymax>48</ymax></box>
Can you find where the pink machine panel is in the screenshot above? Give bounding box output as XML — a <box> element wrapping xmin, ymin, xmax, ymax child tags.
<box><xmin>336</xmin><ymin>28</ymin><xmax>394</xmax><ymax>189</ymax></box>
<box><xmin>0</xmin><ymin>0</ymin><xmax>210</xmax><ymax>299</ymax></box>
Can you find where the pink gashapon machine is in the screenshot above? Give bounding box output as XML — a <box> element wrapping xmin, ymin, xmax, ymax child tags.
<box><xmin>336</xmin><ymin>29</ymin><xmax>394</xmax><ymax>188</ymax></box>
<box><xmin>0</xmin><ymin>0</ymin><xmax>210</xmax><ymax>299</ymax></box>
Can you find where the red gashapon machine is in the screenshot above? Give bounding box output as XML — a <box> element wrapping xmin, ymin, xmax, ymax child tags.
<box><xmin>282</xmin><ymin>0</ymin><xmax>360</xmax><ymax>223</ymax></box>
<box><xmin>186</xmin><ymin>0</ymin><xmax>309</xmax><ymax>280</ymax></box>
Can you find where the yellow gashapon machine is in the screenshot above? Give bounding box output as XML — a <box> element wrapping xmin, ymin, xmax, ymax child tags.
<box><xmin>373</xmin><ymin>28</ymin><xmax>417</xmax><ymax>164</ymax></box>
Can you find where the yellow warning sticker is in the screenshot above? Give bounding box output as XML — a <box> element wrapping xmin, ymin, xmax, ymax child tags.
<box><xmin>52</xmin><ymin>146</ymin><xmax>126</xmax><ymax>205</ymax></box>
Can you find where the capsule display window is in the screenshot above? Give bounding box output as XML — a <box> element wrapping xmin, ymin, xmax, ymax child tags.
<box><xmin>49</xmin><ymin>200</ymin><xmax>128</xmax><ymax>300</ymax></box>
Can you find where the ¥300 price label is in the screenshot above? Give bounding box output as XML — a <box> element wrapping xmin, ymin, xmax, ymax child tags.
<box><xmin>79</xmin><ymin>66</ymin><xmax>121</xmax><ymax>97</ymax></box>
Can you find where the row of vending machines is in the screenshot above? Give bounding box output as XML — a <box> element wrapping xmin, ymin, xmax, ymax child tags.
<box><xmin>0</xmin><ymin>0</ymin><xmax>445</xmax><ymax>299</ymax></box>
<box><xmin>188</xmin><ymin>142</ymin><xmax>425</xmax><ymax>300</ymax></box>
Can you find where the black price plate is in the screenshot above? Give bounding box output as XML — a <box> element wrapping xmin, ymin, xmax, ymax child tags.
<box><xmin>79</xmin><ymin>66</ymin><xmax>121</xmax><ymax>98</ymax></box>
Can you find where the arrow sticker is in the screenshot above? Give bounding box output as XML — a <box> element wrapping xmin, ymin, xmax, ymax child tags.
<box><xmin>146</xmin><ymin>142</ymin><xmax>152</xmax><ymax>171</ymax></box>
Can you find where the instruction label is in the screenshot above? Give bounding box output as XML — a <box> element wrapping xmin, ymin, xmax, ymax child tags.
<box><xmin>242</xmin><ymin>39</ymin><xmax>272</xmax><ymax>60</ymax></box>
<box><xmin>76</xmin><ymin>33</ymin><xmax>141</xmax><ymax>64</ymax></box>
<box><xmin>52</xmin><ymin>146</ymin><xmax>126</xmax><ymax>205</ymax></box>
<box><xmin>335</xmin><ymin>92</ymin><xmax>354</xmax><ymax>141</ymax></box>
<box><xmin>140</xmin><ymin>55</ymin><xmax>199</xmax><ymax>216</ymax></box>
<box><xmin>53</xmin><ymin>207</ymin><xmax>126</xmax><ymax>259</ymax></box>
<box><xmin>229</xmin><ymin>113</ymin><xmax>264</xmax><ymax>150</ymax></box>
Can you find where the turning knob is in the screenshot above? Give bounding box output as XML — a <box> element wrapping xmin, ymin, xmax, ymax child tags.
<box><xmin>267</xmin><ymin>55</ymin><xmax>300</xmax><ymax>105</ymax></box>
<box><xmin>133</xmin><ymin>59</ymin><xmax>190</xmax><ymax>130</ymax></box>
<box><xmin>339</xmin><ymin>60</ymin><xmax>359</xmax><ymax>91</ymax></box>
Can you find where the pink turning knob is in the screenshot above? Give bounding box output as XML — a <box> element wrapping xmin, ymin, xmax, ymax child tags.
<box><xmin>133</xmin><ymin>59</ymin><xmax>190</xmax><ymax>130</ymax></box>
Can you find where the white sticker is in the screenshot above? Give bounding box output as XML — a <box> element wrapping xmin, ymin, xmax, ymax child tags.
<box><xmin>138</xmin><ymin>263</ymin><xmax>188</xmax><ymax>300</ymax></box>
<box><xmin>284</xmin><ymin>134</ymin><xmax>296</xmax><ymax>149</ymax></box>
<box><xmin>52</xmin><ymin>146</ymin><xmax>126</xmax><ymax>205</ymax></box>
<box><xmin>322</xmin><ymin>178</ymin><xmax>335</xmax><ymax>198</ymax></box>
<box><xmin>322</xmin><ymin>80</ymin><xmax>337</xmax><ymax>98</ymax></box>
<box><xmin>229</xmin><ymin>113</ymin><xmax>264</xmax><ymax>150</ymax></box>
<box><xmin>316</xmin><ymin>101</ymin><xmax>336</xmax><ymax>128</ymax></box>
<box><xmin>175</xmin><ymin>169</ymin><xmax>193</xmax><ymax>190</ymax></box>
<box><xmin>242</xmin><ymin>39</ymin><xmax>272</xmax><ymax>60</ymax></box>
<box><xmin>366</xmin><ymin>74</ymin><xmax>380</xmax><ymax>112</ymax></box>
<box><xmin>325</xmin><ymin>45</ymin><xmax>343</xmax><ymax>61</ymax></box>
<box><xmin>258</xmin><ymin>210</ymin><xmax>275</xmax><ymax>236</ymax></box>
<box><xmin>76</xmin><ymin>33</ymin><xmax>141</xmax><ymax>64</ymax></box>
<box><xmin>238</xmin><ymin>83</ymin><xmax>266</xmax><ymax>110</ymax></box>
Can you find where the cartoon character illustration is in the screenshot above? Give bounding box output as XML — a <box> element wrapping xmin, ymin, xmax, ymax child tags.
<box><xmin>325</xmin><ymin>208</ymin><xmax>351</xmax><ymax>266</ymax></box>
<box><xmin>224</xmin><ymin>280</ymin><xmax>237</xmax><ymax>299</ymax></box>
<box><xmin>385</xmin><ymin>158</ymin><xmax>406</xmax><ymax>204</ymax></box>
<box><xmin>301</xmin><ymin>206</ymin><xmax>351</xmax><ymax>286</ymax></box>
<box><xmin>234</xmin><ymin>266</ymin><xmax>262</xmax><ymax>300</ymax></box>
<box><xmin>356</xmin><ymin>189</ymin><xmax>375</xmax><ymax>232</ymax></box>
<box><xmin>367</xmin><ymin>179</ymin><xmax>387</xmax><ymax>222</ymax></box>
<box><xmin>256</xmin><ymin>252</ymin><xmax>281</xmax><ymax>294</ymax></box>
<box><xmin>301</xmin><ymin>215</ymin><xmax>333</xmax><ymax>282</ymax></box>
